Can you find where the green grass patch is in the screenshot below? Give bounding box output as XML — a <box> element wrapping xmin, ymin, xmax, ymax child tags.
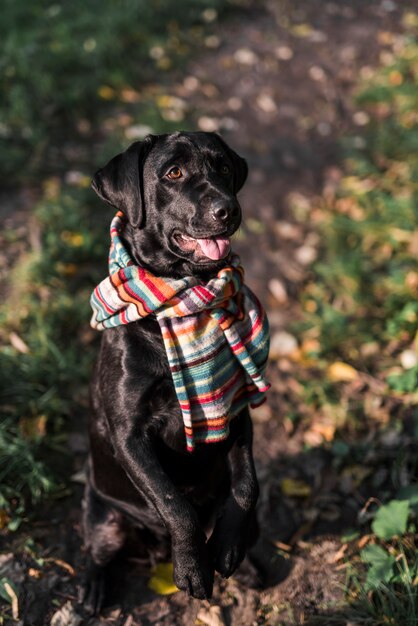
<box><xmin>0</xmin><ymin>183</ymin><xmax>109</xmax><ymax>526</ymax></box>
<box><xmin>297</xmin><ymin>25</ymin><xmax>418</xmax><ymax>437</ymax></box>
<box><xmin>0</xmin><ymin>0</ymin><xmax>234</xmax><ymax>182</ymax></box>
<box><xmin>296</xmin><ymin>16</ymin><xmax>418</xmax><ymax>624</ymax></box>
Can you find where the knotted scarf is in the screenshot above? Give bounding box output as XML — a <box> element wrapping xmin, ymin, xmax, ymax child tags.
<box><xmin>90</xmin><ymin>211</ymin><xmax>270</xmax><ymax>452</ymax></box>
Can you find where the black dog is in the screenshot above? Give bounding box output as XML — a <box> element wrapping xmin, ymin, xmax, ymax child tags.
<box><xmin>81</xmin><ymin>132</ymin><xmax>260</xmax><ymax>613</ymax></box>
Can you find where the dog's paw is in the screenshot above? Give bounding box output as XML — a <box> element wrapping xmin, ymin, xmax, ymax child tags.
<box><xmin>208</xmin><ymin>528</ymin><xmax>247</xmax><ymax>579</ymax></box>
<box><xmin>172</xmin><ymin>547</ymin><xmax>214</xmax><ymax>599</ymax></box>
<box><xmin>78</xmin><ymin>562</ymin><xmax>105</xmax><ymax>615</ymax></box>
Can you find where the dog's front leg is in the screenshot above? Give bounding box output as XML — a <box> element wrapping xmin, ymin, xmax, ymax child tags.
<box><xmin>208</xmin><ymin>408</ymin><xmax>259</xmax><ymax>578</ymax></box>
<box><xmin>112</xmin><ymin>433</ymin><xmax>214</xmax><ymax>599</ymax></box>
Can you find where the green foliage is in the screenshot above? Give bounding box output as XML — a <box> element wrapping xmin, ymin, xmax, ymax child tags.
<box><xmin>371</xmin><ymin>500</ymin><xmax>410</xmax><ymax>541</ymax></box>
<box><xmin>0</xmin><ymin>0</ymin><xmax>230</xmax><ymax>180</ymax></box>
<box><xmin>360</xmin><ymin>544</ymin><xmax>396</xmax><ymax>590</ymax></box>
<box><xmin>296</xmin><ymin>22</ymin><xmax>418</xmax><ymax>625</ymax></box>
<box><xmin>347</xmin><ymin>491</ymin><xmax>418</xmax><ymax>623</ymax></box>
<box><xmin>0</xmin><ymin>185</ymin><xmax>109</xmax><ymax>520</ymax></box>
<box><xmin>297</xmin><ymin>29</ymin><xmax>418</xmax><ymax>434</ymax></box>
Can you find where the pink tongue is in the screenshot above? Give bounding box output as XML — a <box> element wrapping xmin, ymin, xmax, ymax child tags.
<box><xmin>197</xmin><ymin>237</ymin><xmax>230</xmax><ymax>260</ymax></box>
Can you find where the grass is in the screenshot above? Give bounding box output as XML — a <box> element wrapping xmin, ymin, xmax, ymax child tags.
<box><xmin>293</xmin><ymin>14</ymin><xmax>418</xmax><ymax>624</ymax></box>
<box><xmin>0</xmin><ymin>185</ymin><xmax>108</xmax><ymax>526</ymax></box>
<box><xmin>0</xmin><ymin>0</ymin><xmax>234</xmax><ymax>182</ymax></box>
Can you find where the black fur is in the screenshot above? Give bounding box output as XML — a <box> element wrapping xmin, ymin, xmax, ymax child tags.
<box><xmin>80</xmin><ymin>132</ymin><xmax>259</xmax><ymax>614</ymax></box>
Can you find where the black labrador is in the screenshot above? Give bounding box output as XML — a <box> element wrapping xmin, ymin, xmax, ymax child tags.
<box><xmin>81</xmin><ymin>132</ymin><xmax>260</xmax><ymax>613</ymax></box>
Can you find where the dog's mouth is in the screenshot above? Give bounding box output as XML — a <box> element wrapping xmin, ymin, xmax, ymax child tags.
<box><xmin>171</xmin><ymin>231</ymin><xmax>231</xmax><ymax>262</ymax></box>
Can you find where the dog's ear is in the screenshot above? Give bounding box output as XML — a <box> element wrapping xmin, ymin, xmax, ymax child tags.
<box><xmin>91</xmin><ymin>135</ymin><xmax>156</xmax><ymax>228</ymax></box>
<box><xmin>214</xmin><ymin>134</ymin><xmax>248</xmax><ymax>193</ymax></box>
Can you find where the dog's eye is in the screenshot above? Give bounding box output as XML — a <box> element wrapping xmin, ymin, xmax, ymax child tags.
<box><xmin>167</xmin><ymin>167</ymin><xmax>182</xmax><ymax>180</ymax></box>
<box><xmin>220</xmin><ymin>164</ymin><xmax>230</xmax><ymax>176</ymax></box>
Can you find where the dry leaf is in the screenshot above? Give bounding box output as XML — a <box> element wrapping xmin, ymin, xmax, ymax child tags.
<box><xmin>272</xmin><ymin>540</ymin><xmax>292</xmax><ymax>552</ymax></box>
<box><xmin>19</xmin><ymin>415</ymin><xmax>47</xmax><ymax>440</ymax></box>
<box><xmin>305</xmin><ymin>418</ymin><xmax>336</xmax><ymax>443</ymax></box>
<box><xmin>148</xmin><ymin>562</ymin><xmax>179</xmax><ymax>595</ymax></box>
<box><xmin>44</xmin><ymin>557</ymin><xmax>75</xmax><ymax>576</ymax></box>
<box><xmin>4</xmin><ymin>582</ymin><xmax>18</xmax><ymax>620</ymax></box>
<box><xmin>327</xmin><ymin>361</ymin><xmax>359</xmax><ymax>382</ymax></box>
<box><xmin>270</xmin><ymin>331</ymin><xmax>298</xmax><ymax>359</ymax></box>
<box><xmin>0</xmin><ymin>509</ymin><xmax>10</xmax><ymax>530</ymax></box>
<box><xmin>9</xmin><ymin>332</ymin><xmax>30</xmax><ymax>354</ymax></box>
<box><xmin>50</xmin><ymin>602</ymin><xmax>82</xmax><ymax>626</ymax></box>
<box><xmin>332</xmin><ymin>543</ymin><xmax>348</xmax><ymax>563</ymax></box>
<box><xmin>280</xmin><ymin>478</ymin><xmax>311</xmax><ymax>498</ymax></box>
<box><xmin>197</xmin><ymin>605</ymin><xmax>225</xmax><ymax>626</ymax></box>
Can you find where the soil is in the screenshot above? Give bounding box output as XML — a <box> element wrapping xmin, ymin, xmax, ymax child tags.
<box><xmin>1</xmin><ymin>1</ymin><xmax>415</xmax><ymax>625</ymax></box>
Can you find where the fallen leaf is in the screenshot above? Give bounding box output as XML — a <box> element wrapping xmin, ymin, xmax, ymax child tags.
<box><xmin>400</xmin><ymin>349</ymin><xmax>417</xmax><ymax>369</ymax></box>
<box><xmin>357</xmin><ymin>535</ymin><xmax>371</xmax><ymax>549</ymax></box>
<box><xmin>197</xmin><ymin>605</ymin><xmax>225</xmax><ymax>626</ymax></box>
<box><xmin>268</xmin><ymin>278</ymin><xmax>288</xmax><ymax>304</ymax></box>
<box><xmin>19</xmin><ymin>415</ymin><xmax>47</xmax><ymax>440</ymax></box>
<box><xmin>233</xmin><ymin>48</ymin><xmax>258</xmax><ymax>65</ymax></box>
<box><xmin>4</xmin><ymin>582</ymin><xmax>18</xmax><ymax>620</ymax></box>
<box><xmin>272</xmin><ymin>540</ymin><xmax>292</xmax><ymax>552</ymax></box>
<box><xmin>98</xmin><ymin>85</ymin><xmax>115</xmax><ymax>100</ymax></box>
<box><xmin>342</xmin><ymin>465</ymin><xmax>372</xmax><ymax>489</ymax></box>
<box><xmin>9</xmin><ymin>332</ymin><xmax>30</xmax><ymax>354</ymax></box>
<box><xmin>327</xmin><ymin>362</ymin><xmax>359</xmax><ymax>382</ymax></box>
<box><xmin>332</xmin><ymin>544</ymin><xmax>348</xmax><ymax>563</ymax></box>
<box><xmin>270</xmin><ymin>331</ymin><xmax>298</xmax><ymax>358</ymax></box>
<box><xmin>309</xmin><ymin>419</ymin><xmax>336</xmax><ymax>442</ymax></box>
<box><xmin>50</xmin><ymin>601</ymin><xmax>83</xmax><ymax>626</ymax></box>
<box><xmin>44</xmin><ymin>557</ymin><xmax>75</xmax><ymax>576</ymax></box>
<box><xmin>280</xmin><ymin>478</ymin><xmax>311</xmax><ymax>498</ymax></box>
<box><xmin>119</xmin><ymin>87</ymin><xmax>141</xmax><ymax>103</ymax></box>
<box><xmin>275</xmin><ymin>45</ymin><xmax>294</xmax><ymax>60</ymax></box>
<box><xmin>291</xmin><ymin>23</ymin><xmax>313</xmax><ymax>38</ymax></box>
<box><xmin>256</xmin><ymin>93</ymin><xmax>277</xmax><ymax>114</ymax></box>
<box><xmin>0</xmin><ymin>510</ymin><xmax>10</xmax><ymax>529</ymax></box>
<box><xmin>148</xmin><ymin>562</ymin><xmax>179</xmax><ymax>595</ymax></box>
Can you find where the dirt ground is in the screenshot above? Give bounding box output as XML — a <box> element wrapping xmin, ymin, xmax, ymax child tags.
<box><xmin>1</xmin><ymin>1</ymin><xmax>415</xmax><ymax>624</ymax></box>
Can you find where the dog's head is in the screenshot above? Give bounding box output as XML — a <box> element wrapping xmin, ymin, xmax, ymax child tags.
<box><xmin>92</xmin><ymin>132</ymin><xmax>247</xmax><ymax>277</ymax></box>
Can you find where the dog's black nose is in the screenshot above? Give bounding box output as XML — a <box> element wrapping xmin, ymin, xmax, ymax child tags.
<box><xmin>211</xmin><ymin>201</ymin><xmax>239</xmax><ymax>223</ymax></box>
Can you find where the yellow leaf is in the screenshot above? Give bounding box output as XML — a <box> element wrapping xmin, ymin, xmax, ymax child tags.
<box><xmin>342</xmin><ymin>465</ymin><xmax>372</xmax><ymax>488</ymax></box>
<box><xmin>19</xmin><ymin>415</ymin><xmax>47</xmax><ymax>440</ymax></box>
<box><xmin>61</xmin><ymin>231</ymin><xmax>84</xmax><ymax>247</ymax></box>
<box><xmin>291</xmin><ymin>23</ymin><xmax>313</xmax><ymax>38</ymax></box>
<box><xmin>389</xmin><ymin>70</ymin><xmax>403</xmax><ymax>86</ymax></box>
<box><xmin>280</xmin><ymin>478</ymin><xmax>311</xmax><ymax>498</ymax></box>
<box><xmin>148</xmin><ymin>562</ymin><xmax>179</xmax><ymax>595</ymax></box>
<box><xmin>98</xmin><ymin>85</ymin><xmax>115</xmax><ymax>100</ymax></box>
<box><xmin>310</xmin><ymin>420</ymin><xmax>336</xmax><ymax>442</ymax></box>
<box><xmin>327</xmin><ymin>361</ymin><xmax>359</xmax><ymax>382</ymax></box>
<box><xmin>56</xmin><ymin>262</ymin><xmax>78</xmax><ymax>276</ymax></box>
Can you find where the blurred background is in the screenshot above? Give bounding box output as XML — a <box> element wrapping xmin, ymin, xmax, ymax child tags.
<box><xmin>1</xmin><ymin>1</ymin><xmax>418</xmax><ymax>624</ymax></box>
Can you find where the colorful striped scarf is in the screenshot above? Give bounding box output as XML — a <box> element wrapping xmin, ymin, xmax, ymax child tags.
<box><xmin>90</xmin><ymin>211</ymin><xmax>270</xmax><ymax>452</ymax></box>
